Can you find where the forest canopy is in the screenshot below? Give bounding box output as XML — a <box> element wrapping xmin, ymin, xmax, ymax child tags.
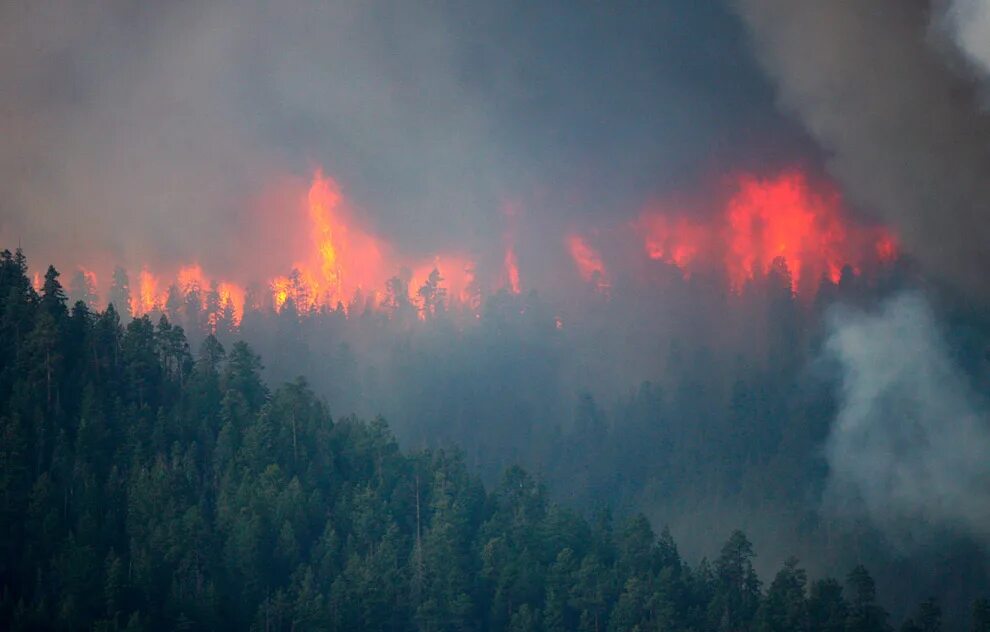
<box><xmin>1</xmin><ymin>249</ymin><xmax>986</xmax><ymax>630</ymax></box>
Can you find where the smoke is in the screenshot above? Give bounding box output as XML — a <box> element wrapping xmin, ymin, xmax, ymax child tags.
<box><xmin>824</xmin><ymin>293</ymin><xmax>990</xmax><ymax>543</ymax></box>
<box><xmin>0</xmin><ymin>1</ymin><xmax>502</xmax><ymax>277</ymax></box>
<box><xmin>0</xmin><ymin>0</ymin><xmax>788</xmax><ymax>286</ymax></box>
<box><xmin>945</xmin><ymin>0</ymin><xmax>990</xmax><ymax>76</ymax></box>
<box><xmin>735</xmin><ymin>0</ymin><xmax>990</xmax><ymax>296</ymax></box>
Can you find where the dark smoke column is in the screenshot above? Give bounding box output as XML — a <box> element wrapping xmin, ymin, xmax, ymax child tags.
<box><xmin>735</xmin><ymin>0</ymin><xmax>990</xmax><ymax>296</ymax></box>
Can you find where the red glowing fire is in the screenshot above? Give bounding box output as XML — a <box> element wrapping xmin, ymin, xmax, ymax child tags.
<box><xmin>634</xmin><ymin>171</ymin><xmax>896</xmax><ymax>293</ymax></box>
<box><xmin>409</xmin><ymin>255</ymin><xmax>477</xmax><ymax>308</ymax></box>
<box><xmin>127</xmin><ymin>263</ymin><xmax>246</xmax><ymax>330</ymax></box>
<box><xmin>84</xmin><ymin>170</ymin><xmax>507</xmax><ymax>324</ymax></box>
<box><xmin>269</xmin><ymin>171</ymin><xmax>502</xmax><ymax>315</ymax></box>
<box><xmin>567</xmin><ymin>234</ymin><xmax>608</xmax><ymax>292</ymax></box>
<box><xmin>271</xmin><ymin>171</ymin><xmax>391</xmax><ymax>312</ymax></box>
<box><xmin>49</xmin><ymin>166</ymin><xmax>897</xmax><ymax>329</ymax></box>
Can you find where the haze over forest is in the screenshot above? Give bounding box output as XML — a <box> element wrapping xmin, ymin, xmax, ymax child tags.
<box><xmin>4</xmin><ymin>0</ymin><xmax>990</xmax><ymax>630</ymax></box>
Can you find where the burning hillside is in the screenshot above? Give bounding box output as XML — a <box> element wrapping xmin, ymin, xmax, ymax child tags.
<box><xmin>634</xmin><ymin>171</ymin><xmax>897</xmax><ymax>295</ymax></box>
<box><xmin>55</xmin><ymin>167</ymin><xmax>898</xmax><ymax>328</ymax></box>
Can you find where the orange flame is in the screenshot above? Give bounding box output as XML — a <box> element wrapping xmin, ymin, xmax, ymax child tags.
<box><xmin>503</xmin><ymin>247</ymin><xmax>521</xmax><ymax>294</ymax></box>
<box><xmin>271</xmin><ymin>170</ymin><xmax>390</xmax><ymax>312</ymax></box>
<box><xmin>133</xmin><ymin>269</ymin><xmax>163</xmax><ymax>315</ymax></box>
<box><xmin>567</xmin><ymin>234</ymin><xmax>608</xmax><ymax>292</ymax></box>
<box><xmin>177</xmin><ymin>264</ymin><xmax>208</xmax><ymax>295</ymax></box>
<box><xmin>78</xmin><ymin>267</ymin><xmax>98</xmax><ymax>290</ymax></box>
<box><xmin>55</xmin><ymin>166</ymin><xmax>897</xmax><ymax>327</ymax></box>
<box><xmin>409</xmin><ymin>255</ymin><xmax>476</xmax><ymax>310</ymax></box>
<box><xmin>217</xmin><ymin>282</ymin><xmax>245</xmax><ymax>322</ymax></box>
<box><xmin>637</xmin><ymin>171</ymin><xmax>897</xmax><ymax>293</ymax></box>
<box><xmin>639</xmin><ymin>215</ymin><xmax>709</xmax><ymax>270</ymax></box>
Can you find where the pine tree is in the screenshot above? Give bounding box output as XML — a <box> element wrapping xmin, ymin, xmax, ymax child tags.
<box><xmin>109</xmin><ymin>266</ymin><xmax>132</xmax><ymax>319</ymax></box>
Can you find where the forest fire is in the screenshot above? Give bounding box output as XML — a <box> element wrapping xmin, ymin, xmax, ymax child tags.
<box><xmin>126</xmin><ymin>265</ymin><xmax>246</xmax><ymax>333</ymax></box>
<box><xmin>64</xmin><ymin>170</ymin><xmax>516</xmax><ymax>326</ymax></box>
<box><xmin>269</xmin><ymin>170</ymin><xmax>390</xmax><ymax>312</ymax></box>
<box><xmin>411</xmin><ymin>256</ymin><xmax>476</xmax><ymax>305</ymax></box>
<box><xmin>567</xmin><ymin>234</ymin><xmax>608</xmax><ymax>292</ymax></box>
<box><xmin>58</xmin><ymin>168</ymin><xmax>898</xmax><ymax>328</ymax></box>
<box><xmin>271</xmin><ymin>171</ymin><xmax>492</xmax><ymax>315</ymax></box>
<box><xmin>503</xmin><ymin>247</ymin><xmax>521</xmax><ymax>295</ymax></box>
<box><xmin>637</xmin><ymin>171</ymin><xmax>897</xmax><ymax>294</ymax></box>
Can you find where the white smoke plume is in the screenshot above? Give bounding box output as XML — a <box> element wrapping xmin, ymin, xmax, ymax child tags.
<box><xmin>946</xmin><ymin>0</ymin><xmax>990</xmax><ymax>77</ymax></box>
<box><xmin>824</xmin><ymin>293</ymin><xmax>990</xmax><ymax>542</ymax></box>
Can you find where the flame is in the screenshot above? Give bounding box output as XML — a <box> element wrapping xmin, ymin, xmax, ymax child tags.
<box><xmin>503</xmin><ymin>247</ymin><xmax>521</xmax><ymax>294</ymax></box>
<box><xmin>50</xmin><ymin>166</ymin><xmax>897</xmax><ymax>328</ymax></box>
<box><xmin>876</xmin><ymin>233</ymin><xmax>898</xmax><ymax>263</ymax></box>
<box><xmin>134</xmin><ymin>269</ymin><xmax>165</xmax><ymax>315</ymax></box>
<box><xmin>637</xmin><ymin>171</ymin><xmax>897</xmax><ymax>293</ymax></box>
<box><xmin>107</xmin><ymin>263</ymin><xmax>247</xmax><ymax>324</ymax></box>
<box><xmin>726</xmin><ymin>172</ymin><xmax>832</xmax><ymax>289</ymax></box>
<box><xmin>177</xmin><ymin>264</ymin><xmax>208</xmax><ymax>295</ymax></box>
<box><xmin>270</xmin><ymin>170</ymin><xmax>391</xmax><ymax>312</ymax></box>
<box><xmin>271</xmin><ymin>275</ymin><xmax>292</xmax><ymax>311</ymax></box>
<box><xmin>500</xmin><ymin>201</ymin><xmax>522</xmax><ymax>294</ymax></box>
<box><xmin>567</xmin><ymin>234</ymin><xmax>608</xmax><ymax>291</ymax></box>
<box><xmin>309</xmin><ymin>174</ymin><xmax>344</xmax><ymax>301</ymax></box>
<box><xmin>78</xmin><ymin>267</ymin><xmax>98</xmax><ymax>290</ymax></box>
<box><xmin>409</xmin><ymin>255</ymin><xmax>476</xmax><ymax>309</ymax></box>
<box><xmin>640</xmin><ymin>215</ymin><xmax>709</xmax><ymax>270</ymax></box>
<box><xmin>217</xmin><ymin>282</ymin><xmax>245</xmax><ymax>322</ymax></box>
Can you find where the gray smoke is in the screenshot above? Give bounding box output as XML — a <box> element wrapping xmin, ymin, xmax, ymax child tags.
<box><xmin>945</xmin><ymin>0</ymin><xmax>990</xmax><ymax>77</ymax></box>
<box><xmin>824</xmin><ymin>293</ymin><xmax>990</xmax><ymax>543</ymax></box>
<box><xmin>0</xmin><ymin>0</ymin><xmax>782</xmax><ymax>287</ymax></box>
<box><xmin>735</xmin><ymin>0</ymin><xmax>990</xmax><ymax>296</ymax></box>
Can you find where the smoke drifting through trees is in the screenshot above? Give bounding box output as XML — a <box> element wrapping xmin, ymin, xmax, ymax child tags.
<box><xmin>7</xmin><ymin>0</ymin><xmax>990</xmax><ymax>627</ymax></box>
<box><xmin>5</xmin><ymin>250</ymin><xmax>969</xmax><ymax>630</ymax></box>
<box><xmin>732</xmin><ymin>2</ymin><xmax>990</xmax><ymax>619</ymax></box>
<box><xmin>825</xmin><ymin>293</ymin><xmax>990</xmax><ymax>545</ymax></box>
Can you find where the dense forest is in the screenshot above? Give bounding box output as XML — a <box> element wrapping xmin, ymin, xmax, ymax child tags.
<box><xmin>64</xmin><ymin>248</ymin><xmax>990</xmax><ymax>626</ymax></box>
<box><xmin>3</xmin><ymin>251</ymin><xmax>989</xmax><ymax>630</ymax></box>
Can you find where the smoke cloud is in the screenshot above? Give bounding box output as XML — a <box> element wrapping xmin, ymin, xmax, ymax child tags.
<box><xmin>824</xmin><ymin>293</ymin><xmax>990</xmax><ymax>543</ymax></box>
<box><xmin>0</xmin><ymin>0</ymin><xmax>791</xmax><ymax>285</ymax></box>
<box><xmin>735</xmin><ymin>0</ymin><xmax>990</xmax><ymax>296</ymax></box>
<box><xmin>946</xmin><ymin>0</ymin><xmax>990</xmax><ymax>77</ymax></box>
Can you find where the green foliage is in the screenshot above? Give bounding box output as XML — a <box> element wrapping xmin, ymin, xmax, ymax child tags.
<box><xmin>0</xmin><ymin>255</ymin><xmax>949</xmax><ymax>631</ymax></box>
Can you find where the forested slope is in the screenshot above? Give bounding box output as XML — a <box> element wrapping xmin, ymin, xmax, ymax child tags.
<box><xmin>0</xmin><ymin>249</ymin><xmax>981</xmax><ymax>631</ymax></box>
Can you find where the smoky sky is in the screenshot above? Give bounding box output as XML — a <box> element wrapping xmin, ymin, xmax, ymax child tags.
<box><xmin>735</xmin><ymin>0</ymin><xmax>990</xmax><ymax>298</ymax></box>
<box><xmin>1</xmin><ymin>0</ymin><xmax>810</xmax><ymax>281</ymax></box>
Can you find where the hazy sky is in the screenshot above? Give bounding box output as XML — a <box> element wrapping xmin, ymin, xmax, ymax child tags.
<box><xmin>1</xmin><ymin>0</ymin><xmax>812</xmax><ymax>282</ymax></box>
